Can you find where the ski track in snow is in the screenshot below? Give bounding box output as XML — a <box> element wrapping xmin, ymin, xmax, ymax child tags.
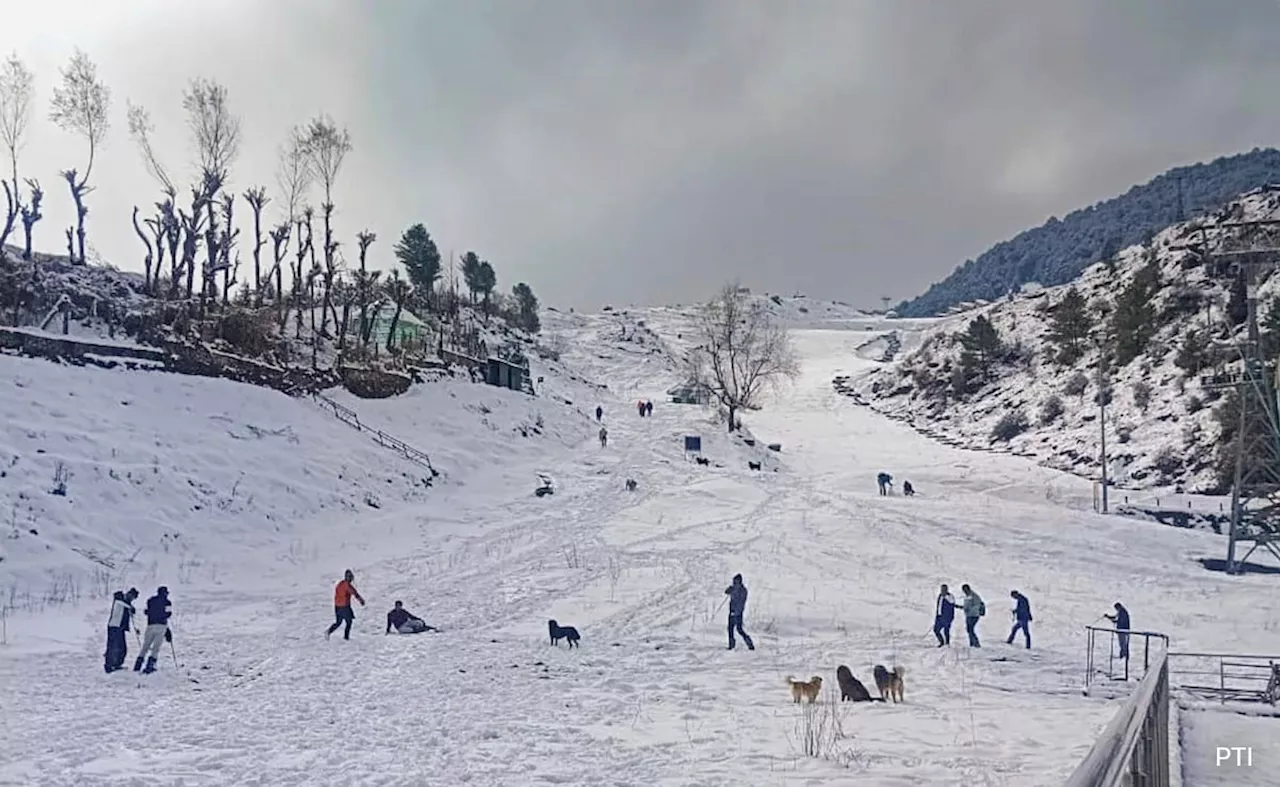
<box><xmin>2</xmin><ymin>309</ymin><xmax>1279</xmax><ymax>786</ymax></box>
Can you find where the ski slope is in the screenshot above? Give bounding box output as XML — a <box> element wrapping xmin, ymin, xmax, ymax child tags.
<box><xmin>1</xmin><ymin>312</ymin><xmax>1277</xmax><ymax>786</ymax></box>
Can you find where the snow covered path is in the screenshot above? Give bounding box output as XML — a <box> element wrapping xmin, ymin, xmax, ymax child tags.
<box><xmin>2</xmin><ymin>322</ymin><xmax>1278</xmax><ymax>785</ymax></box>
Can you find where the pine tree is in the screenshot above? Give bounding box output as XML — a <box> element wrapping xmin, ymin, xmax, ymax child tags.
<box><xmin>958</xmin><ymin>314</ymin><xmax>1002</xmax><ymax>382</ymax></box>
<box><xmin>393</xmin><ymin>223</ymin><xmax>440</xmax><ymax>305</ymax></box>
<box><xmin>1047</xmin><ymin>287</ymin><xmax>1091</xmax><ymax>364</ymax></box>
<box><xmin>460</xmin><ymin>251</ymin><xmax>482</xmax><ymax>304</ymax></box>
<box><xmin>476</xmin><ymin>260</ymin><xmax>496</xmax><ymax>318</ymax></box>
<box><xmin>1110</xmin><ymin>261</ymin><xmax>1160</xmax><ymax>366</ymax></box>
<box><xmin>511</xmin><ymin>282</ymin><xmax>540</xmax><ymax>334</ymax></box>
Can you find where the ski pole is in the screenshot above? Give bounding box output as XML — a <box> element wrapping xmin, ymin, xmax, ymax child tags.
<box><xmin>714</xmin><ymin>596</ymin><xmax>728</xmax><ymax>616</ymax></box>
<box><xmin>169</xmin><ymin>638</ymin><xmax>179</xmax><ymax>669</ymax></box>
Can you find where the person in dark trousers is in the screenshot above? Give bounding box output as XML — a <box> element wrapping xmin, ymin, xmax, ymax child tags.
<box><xmin>599</xmin><ymin>426</ymin><xmax>608</xmax><ymax>448</ymax></box>
<box><xmin>135</xmin><ymin>586</ymin><xmax>172</xmax><ymax>674</ymax></box>
<box><xmin>386</xmin><ymin>601</ymin><xmax>437</xmax><ymax>634</ymax></box>
<box><xmin>903</xmin><ymin>480</ymin><xmax>915</xmax><ymax>497</ymax></box>
<box><xmin>724</xmin><ymin>573</ymin><xmax>755</xmax><ymax>650</ymax></box>
<box><xmin>1104</xmin><ymin>602</ymin><xmax>1131</xmax><ymax>660</ymax></box>
<box><xmin>327</xmin><ymin>569</ymin><xmax>366</xmax><ymax>640</ymax></box>
<box><xmin>1007</xmin><ymin>591</ymin><xmax>1032</xmax><ymax>649</ymax></box>
<box><xmin>877</xmin><ymin>472</ymin><xmax>892</xmax><ymax>495</ymax></box>
<box><xmin>961</xmin><ymin>584</ymin><xmax>984</xmax><ymax>647</ymax></box>
<box><xmin>104</xmin><ymin>588</ymin><xmax>139</xmax><ymax>673</ymax></box>
<box><xmin>933</xmin><ymin>584</ymin><xmax>956</xmax><ymax>646</ymax></box>
<box><xmin>645</xmin><ymin>401</ymin><xmax>653</xmax><ymax>416</ymax></box>
<box><xmin>595</xmin><ymin>405</ymin><xmax>603</xmax><ymax>422</ymax></box>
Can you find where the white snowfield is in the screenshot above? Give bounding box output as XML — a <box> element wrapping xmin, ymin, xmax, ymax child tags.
<box><xmin>1</xmin><ymin>306</ymin><xmax>1277</xmax><ymax>787</ymax></box>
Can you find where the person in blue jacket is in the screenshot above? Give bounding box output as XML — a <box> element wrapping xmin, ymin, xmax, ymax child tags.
<box><xmin>104</xmin><ymin>588</ymin><xmax>139</xmax><ymax>673</ymax></box>
<box><xmin>724</xmin><ymin>574</ymin><xmax>755</xmax><ymax>651</ymax></box>
<box><xmin>933</xmin><ymin>584</ymin><xmax>956</xmax><ymax>646</ymax></box>
<box><xmin>135</xmin><ymin>586</ymin><xmax>172</xmax><ymax>674</ymax></box>
<box><xmin>1007</xmin><ymin>590</ymin><xmax>1032</xmax><ymax>649</ymax></box>
<box><xmin>1104</xmin><ymin>602</ymin><xmax>1131</xmax><ymax>660</ymax></box>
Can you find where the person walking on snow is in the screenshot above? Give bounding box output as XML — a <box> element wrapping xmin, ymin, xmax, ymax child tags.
<box><xmin>724</xmin><ymin>573</ymin><xmax>755</xmax><ymax>651</ymax></box>
<box><xmin>135</xmin><ymin>586</ymin><xmax>172</xmax><ymax>673</ymax></box>
<box><xmin>877</xmin><ymin>472</ymin><xmax>893</xmax><ymax>495</ymax></box>
<box><xmin>327</xmin><ymin>569</ymin><xmax>365</xmax><ymax>640</ymax></box>
<box><xmin>595</xmin><ymin>405</ymin><xmax>603</xmax><ymax>422</ymax></box>
<box><xmin>386</xmin><ymin>601</ymin><xmax>437</xmax><ymax>635</ymax></box>
<box><xmin>104</xmin><ymin>588</ymin><xmax>139</xmax><ymax>673</ymax></box>
<box><xmin>599</xmin><ymin>426</ymin><xmax>608</xmax><ymax>448</ymax></box>
<box><xmin>961</xmin><ymin>584</ymin><xmax>985</xmax><ymax>647</ymax></box>
<box><xmin>1104</xmin><ymin>602</ymin><xmax>1130</xmax><ymax>660</ymax></box>
<box><xmin>1007</xmin><ymin>590</ymin><xmax>1032</xmax><ymax>649</ymax></box>
<box><xmin>933</xmin><ymin>584</ymin><xmax>956</xmax><ymax>646</ymax></box>
<box><xmin>645</xmin><ymin>400</ymin><xmax>653</xmax><ymax>417</ymax></box>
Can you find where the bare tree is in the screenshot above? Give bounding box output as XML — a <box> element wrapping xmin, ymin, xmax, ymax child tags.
<box><xmin>243</xmin><ymin>186</ymin><xmax>268</xmax><ymax>304</ymax></box>
<box><xmin>383</xmin><ymin>270</ymin><xmax>413</xmax><ymax>353</ymax></box>
<box><xmin>301</xmin><ymin>115</ymin><xmax>351</xmax><ymax>336</ymax></box>
<box><xmin>131</xmin><ymin>205</ymin><xmax>153</xmax><ymax>291</ymax></box>
<box><xmin>183</xmin><ymin>78</ymin><xmax>239</xmax><ymax>186</ymax></box>
<box><xmin>268</xmin><ymin>222</ymin><xmax>290</xmax><ymax>323</ymax></box>
<box><xmin>18</xmin><ymin>178</ymin><xmax>41</xmax><ymax>260</ymax></box>
<box><xmin>126</xmin><ymin>101</ymin><xmax>175</xmax><ymax>197</ymax></box>
<box><xmin>49</xmin><ymin>49</ymin><xmax>109</xmax><ymax>265</ymax></box>
<box><xmin>693</xmin><ymin>282</ymin><xmax>800</xmax><ymax>432</ymax></box>
<box><xmin>0</xmin><ymin>52</ymin><xmax>33</xmax><ymax>252</ymax></box>
<box><xmin>274</xmin><ymin>126</ymin><xmax>311</xmax><ymax>316</ymax></box>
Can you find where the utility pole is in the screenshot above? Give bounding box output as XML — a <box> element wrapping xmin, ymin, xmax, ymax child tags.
<box><xmin>1096</xmin><ymin>335</ymin><xmax>1111</xmax><ymax>514</ymax></box>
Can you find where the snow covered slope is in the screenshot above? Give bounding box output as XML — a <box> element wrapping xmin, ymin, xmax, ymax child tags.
<box><xmin>850</xmin><ymin>189</ymin><xmax>1280</xmax><ymax>494</ymax></box>
<box><xmin>1</xmin><ymin>309</ymin><xmax>1277</xmax><ymax>786</ymax></box>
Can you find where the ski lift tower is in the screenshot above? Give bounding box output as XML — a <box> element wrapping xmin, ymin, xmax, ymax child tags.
<box><xmin>1184</xmin><ymin>213</ymin><xmax>1280</xmax><ymax>573</ymax></box>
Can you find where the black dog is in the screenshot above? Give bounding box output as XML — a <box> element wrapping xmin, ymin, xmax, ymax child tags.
<box><xmin>695</xmin><ymin>456</ymin><xmax>710</xmax><ymax>466</ymax></box>
<box><xmin>748</xmin><ymin>461</ymin><xmax>761</xmax><ymax>471</ymax></box>
<box><xmin>625</xmin><ymin>478</ymin><xmax>637</xmax><ymax>491</ymax></box>
<box><xmin>548</xmin><ymin>619</ymin><xmax>581</xmax><ymax>648</ymax></box>
<box><xmin>836</xmin><ymin>665</ymin><xmax>883</xmax><ymax>702</ymax></box>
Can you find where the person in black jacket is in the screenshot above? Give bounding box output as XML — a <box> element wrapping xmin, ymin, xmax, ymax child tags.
<box><xmin>724</xmin><ymin>574</ymin><xmax>755</xmax><ymax>651</ymax></box>
<box><xmin>1104</xmin><ymin>602</ymin><xmax>1131</xmax><ymax>660</ymax></box>
<box><xmin>104</xmin><ymin>588</ymin><xmax>139</xmax><ymax>673</ymax></box>
<box><xmin>1007</xmin><ymin>590</ymin><xmax>1032</xmax><ymax>649</ymax></box>
<box><xmin>386</xmin><ymin>601</ymin><xmax>436</xmax><ymax>635</ymax></box>
<box><xmin>135</xmin><ymin>586</ymin><xmax>172</xmax><ymax>673</ymax></box>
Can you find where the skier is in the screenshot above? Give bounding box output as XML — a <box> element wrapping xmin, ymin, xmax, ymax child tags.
<box><xmin>104</xmin><ymin>587</ymin><xmax>139</xmax><ymax>673</ymax></box>
<box><xmin>1104</xmin><ymin>602</ymin><xmax>1131</xmax><ymax>660</ymax></box>
<box><xmin>595</xmin><ymin>405</ymin><xmax>603</xmax><ymax>422</ymax></box>
<box><xmin>599</xmin><ymin>426</ymin><xmax>608</xmax><ymax>448</ymax></box>
<box><xmin>134</xmin><ymin>586</ymin><xmax>172</xmax><ymax>674</ymax></box>
<box><xmin>1007</xmin><ymin>590</ymin><xmax>1033</xmax><ymax>649</ymax></box>
<box><xmin>326</xmin><ymin>569</ymin><xmax>365</xmax><ymax>640</ymax></box>
<box><xmin>933</xmin><ymin>583</ymin><xmax>956</xmax><ymax>646</ymax></box>
<box><xmin>724</xmin><ymin>573</ymin><xmax>755</xmax><ymax>651</ymax></box>
<box><xmin>386</xmin><ymin>601</ymin><xmax>437</xmax><ymax>635</ymax></box>
<box><xmin>877</xmin><ymin>472</ymin><xmax>893</xmax><ymax>496</ymax></box>
<box><xmin>903</xmin><ymin>480</ymin><xmax>916</xmax><ymax>497</ymax></box>
<box><xmin>961</xmin><ymin>584</ymin><xmax>985</xmax><ymax>647</ymax></box>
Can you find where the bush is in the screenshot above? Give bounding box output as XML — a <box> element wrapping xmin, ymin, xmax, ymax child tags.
<box><xmin>1116</xmin><ymin>424</ymin><xmax>1133</xmax><ymax>444</ymax></box>
<box><xmin>1040</xmin><ymin>395</ymin><xmax>1065</xmax><ymax>425</ymax></box>
<box><xmin>1151</xmin><ymin>446</ymin><xmax>1182</xmax><ymax>481</ymax></box>
<box><xmin>1131</xmin><ymin>381</ymin><xmax>1152</xmax><ymax>411</ymax></box>
<box><xmin>991</xmin><ymin>409</ymin><xmax>1030</xmax><ymax>442</ymax></box>
<box><xmin>1064</xmin><ymin>371</ymin><xmax>1089</xmax><ymax>399</ymax></box>
<box><xmin>1187</xmin><ymin>395</ymin><xmax>1204</xmax><ymax>414</ymax></box>
<box><xmin>219</xmin><ymin>309</ymin><xmax>275</xmax><ymax>357</ymax></box>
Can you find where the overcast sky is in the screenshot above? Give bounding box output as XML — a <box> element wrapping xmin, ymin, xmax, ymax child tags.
<box><xmin>6</xmin><ymin>0</ymin><xmax>1280</xmax><ymax>310</ymax></box>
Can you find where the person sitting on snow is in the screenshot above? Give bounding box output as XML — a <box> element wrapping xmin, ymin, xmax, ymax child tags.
<box><xmin>903</xmin><ymin>480</ymin><xmax>915</xmax><ymax>497</ymax></box>
<box><xmin>386</xmin><ymin>601</ymin><xmax>436</xmax><ymax>635</ymax></box>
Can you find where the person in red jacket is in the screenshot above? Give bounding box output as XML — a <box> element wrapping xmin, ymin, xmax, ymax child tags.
<box><xmin>326</xmin><ymin>569</ymin><xmax>365</xmax><ymax>640</ymax></box>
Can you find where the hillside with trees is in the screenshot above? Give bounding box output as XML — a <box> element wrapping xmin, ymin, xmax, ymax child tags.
<box><xmin>849</xmin><ymin>188</ymin><xmax>1280</xmax><ymax>494</ymax></box>
<box><xmin>896</xmin><ymin>148</ymin><xmax>1280</xmax><ymax>318</ymax></box>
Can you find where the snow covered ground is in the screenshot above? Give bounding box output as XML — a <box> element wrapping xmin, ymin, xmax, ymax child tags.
<box><xmin>1</xmin><ymin>308</ymin><xmax>1277</xmax><ymax>786</ymax></box>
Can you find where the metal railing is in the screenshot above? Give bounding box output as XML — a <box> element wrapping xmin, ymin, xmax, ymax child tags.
<box><xmin>1084</xmin><ymin>626</ymin><xmax>1169</xmax><ymax>690</ymax></box>
<box><xmin>312</xmin><ymin>392</ymin><xmax>438</xmax><ymax>476</ymax></box>
<box><xmin>1064</xmin><ymin>650</ymin><xmax>1171</xmax><ymax>787</ymax></box>
<box><xmin>1167</xmin><ymin>651</ymin><xmax>1280</xmax><ymax>705</ymax></box>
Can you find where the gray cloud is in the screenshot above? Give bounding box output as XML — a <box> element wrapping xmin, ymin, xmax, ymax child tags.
<box><xmin>8</xmin><ymin>0</ymin><xmax>1280</xmax><ymax>310</ymax></box>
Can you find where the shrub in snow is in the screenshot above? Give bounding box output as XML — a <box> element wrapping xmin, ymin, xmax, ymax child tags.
<box><xmin>1131</xmin><ymin>381</ymin><xmax>1152</xmax><ymax>411</ymax></box>
<box><xmin>1116</xmin><ymin>424</ymin><xmax>1133</xmax><ymax>444</ymax></box>
<box><xmin>1039</xmin><ymin>395</ymin><xmax>1064</xmax><ymax>425</ymax></box>
<box><xmin>1175</xmin><ymin>330</ymin><xmax>1210</xmax><ymax>374</ymax></box>
<box><xmin>1064</xmin><ymin>371</ymin><xmax>1089</xmax><ymax>400</ymax></box>
<box><xmin>991</xmin><ymin>409</ymin><xmax>1029</xmax><ymax>442</ymax></box>
<box><xmin>1187</xmin><ymin>395</ymin><xmax>1205</xmax><ymax>414</ymax></box>
<box><xmin>1151</xmin><ymin>446</ymin><xmax>1182</xmax><ymax>482</ymax></box>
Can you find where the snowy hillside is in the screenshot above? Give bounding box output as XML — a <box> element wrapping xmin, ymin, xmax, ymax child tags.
<box><xmin>850</xmin><ymin>189</ymin><xmax>1280</xmax><ymax>495</ymax></box>
<box><xmin>1</xmin><ymin>299</ymin><xmax>1277</xmax><ymax>786</ymax></box>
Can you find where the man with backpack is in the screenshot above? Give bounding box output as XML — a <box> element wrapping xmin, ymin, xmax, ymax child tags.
<box><xmin>104</xmin><ymin>588</ymin><xmax>139</xmax><ymax>673</ymax></box>
<box><xmin>1008</xmin><ymin>590</ymin><xmax>1033</xmax><ymax>649</ymax></box>
<box><xmin>961</xmin><ymin>584</ymin><xmax>985</xmax><ymax>647</ymax></box>
<box><xmin>135</xmin><ymin>586</ymin><xmax>172</xmax><ymax>674</ymax></box>
<box><xmin>326</xmin><ymin>569</ymin><xmax>365</xmax><ymax>640</ymax></box>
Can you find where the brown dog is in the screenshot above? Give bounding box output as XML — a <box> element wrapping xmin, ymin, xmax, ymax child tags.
<box><xmin>786</xmin><ymin>675</ymin><xmax>823</xmax><ymax>704</ymax></box>
<box><xmin>872</xmin><ymin>665</ymin><xmax>906</xmax><ymax>703</ymax></box>
<box><xmin>835</xmin><ymin>665</ymin><xmax>882</xmax><ymax>702</ymax></box>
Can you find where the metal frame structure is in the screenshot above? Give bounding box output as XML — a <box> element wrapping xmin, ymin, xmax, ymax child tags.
<box><xmin>1183</xmin><ymin>216</ymin><xmax>1280</xmax><ymax>573</ymax></box>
